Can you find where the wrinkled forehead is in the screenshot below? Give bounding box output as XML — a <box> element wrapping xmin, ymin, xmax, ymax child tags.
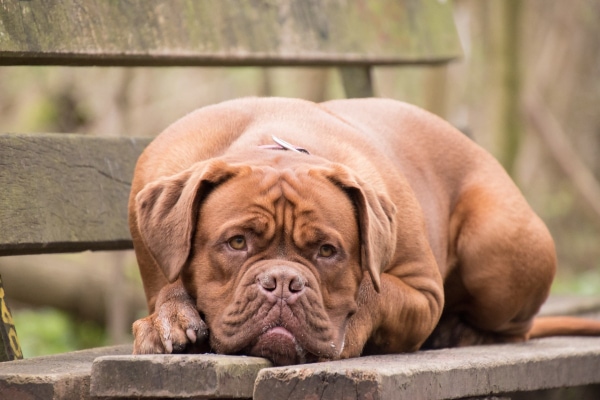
<box><xmin>199</xmin><ymin>166</ymin><xmax>357</xmax><ymax>231</ymax></box>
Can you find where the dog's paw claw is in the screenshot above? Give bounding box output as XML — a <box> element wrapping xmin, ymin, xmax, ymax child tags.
<box><xmin>132</xmin><ymin>296</ymin><xmax>207</xmax><ymax>355</ymax></box>
<box><xmin>164</xmin><ymin>339</ymin><xmax>174</xmax><ymax>354</ymax></box>
<box><xmin>186</xmin><ymin>328</ymin><xmax>198</xmax><ymax>343</ymax></box>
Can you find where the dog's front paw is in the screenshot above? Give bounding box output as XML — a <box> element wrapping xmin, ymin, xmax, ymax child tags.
<box><xmin>133</xmin><ymin>292</ymin><xmax>208</xmax><ymax>354</ymax></box>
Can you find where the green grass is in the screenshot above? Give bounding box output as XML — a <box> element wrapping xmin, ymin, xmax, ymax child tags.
<box><xmin>13</xmin><ymin>308</ymin><xmax>107</xmax><ymax>358</ymax></box>
<box><xmin>551</xmin><ymin>270</ymin><xmax>600</xmax><ymax>296</ymax></box>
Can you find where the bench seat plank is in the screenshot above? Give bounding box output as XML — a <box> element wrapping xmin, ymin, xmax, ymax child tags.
<box><xmin>90</xmin><ymin>354</ymin><xmax>272</xmax><ymax>399</ymax></box>
<box><xmin>2</xmin><ymin>337</ymin><xmax>599</xmax><ymax>399</ymax></box>
<box><xmin>0</xmin><ymin>0</ymin><xmax>461</xmax><ymax>67</ymax></box>
<box><xmin>0</xmin><ymin>345</ymin><xmax>131</xmax><ymax>400</ymax></box>
<box><xmin>253</xmin><ymin>337</ymin><xmax>600</xmax><ymax>400</ymax></box>
<box><xmin>0</xmin><ymin>133</ymin><xmax>150</xmax><ymax>256</ymax></box>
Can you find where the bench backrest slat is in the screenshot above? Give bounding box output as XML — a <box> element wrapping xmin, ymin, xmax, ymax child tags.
<box><xmin>0</xmin><ymin>134</ymin><xmax>150</xmax><ymax>256</ymax></box>
<box><xmin>0</xmin><ymin>0</ymin><xmax>461</xmax><ymax>67</ymax></box>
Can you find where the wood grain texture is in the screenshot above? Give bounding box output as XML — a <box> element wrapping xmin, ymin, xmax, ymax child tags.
<box><xmin>0</xmin><ymin>134</ymin><xmax>151</xmax><ymax>255</ymax></box>
<box><xmin>0</xmin><ymin>0</ymin><xmax>462</xmax><ymax>66</ymax></box>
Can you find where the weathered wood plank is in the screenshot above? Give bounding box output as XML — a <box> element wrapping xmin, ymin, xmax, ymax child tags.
<box><xmin>90</xmin><ymin>354</ymin><xmax>272</xmax><ymax>398</ymax></box>
<box><xmin>0</xmin><ymin>134</ymin><xmax>150</xmax><ymax>255</ymax></box>
<box><xmin>0</xmin><ymin>0</ymin><xmax>462</xmax><ymax>67</ymax></box>
<box><xmin>253</xmin><ymin>337</ymin><xmax>600</xmax><ymax>400</ymax></box>
<box><xmin>0</xmin><ymin>345</ymin><xmax>131</xmax><ymax>399</ymax></box>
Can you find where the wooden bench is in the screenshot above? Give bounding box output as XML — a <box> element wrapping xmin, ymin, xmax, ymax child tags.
<box><xmin>1</xmin><ymin>1</ymin><xmax>599</xmax><ymax>399</ymax></box>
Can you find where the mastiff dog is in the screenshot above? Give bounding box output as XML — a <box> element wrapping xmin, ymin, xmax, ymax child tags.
<box><xmin>129</xmin><ymin>97</ymin><xmax>600</xmax><ymax>366</ymax></box>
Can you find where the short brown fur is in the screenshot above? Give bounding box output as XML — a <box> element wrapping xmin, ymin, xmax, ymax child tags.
<box><xmin>129</xmin><ymin>97</ymin><xmax>600</xmax><ymax>365</ymax></box>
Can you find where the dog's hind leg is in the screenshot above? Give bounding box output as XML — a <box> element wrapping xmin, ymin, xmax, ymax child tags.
<box><xmin>434</xmin><ymin>183</ymin><xmax>557</xmax><ymax>347</ymax></box>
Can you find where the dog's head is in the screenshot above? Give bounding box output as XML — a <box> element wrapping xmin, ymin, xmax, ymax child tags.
<box><xmin>135</xmin><ymin>154</ymin><xmax>396</xmax><ymax>365</ymax></box>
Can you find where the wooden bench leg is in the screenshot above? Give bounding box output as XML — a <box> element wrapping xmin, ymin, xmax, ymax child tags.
<box><xmin>0</xmin><ymin>275</ymin><xmax>23</xmax><ymax>361</ymax></box>
<box><xmin>340</xmin><ymin>66</ymin><xmax>375</xmax><ymax>98</ymax></box>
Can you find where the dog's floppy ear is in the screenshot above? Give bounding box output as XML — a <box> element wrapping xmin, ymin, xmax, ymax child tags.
<box><xmin>317</xmin><ymin>164</ymin><xmax>397</xmax><ymax>293</ymax></box>
<box><xmin>135</xmin><ymin>160</ymin><xmax>241</xmax><ymax>282</ymax></box>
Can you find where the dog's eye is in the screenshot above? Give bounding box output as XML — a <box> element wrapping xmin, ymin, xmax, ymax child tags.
<box><xmin>228</xmin><ymin>236</ymin><xmax>247</xmax><ymax>250</ymax></box>
<box><xmin>318</xmin><ymin>245</ymin><xmax>336</xmax><ymax>258</ymax></box>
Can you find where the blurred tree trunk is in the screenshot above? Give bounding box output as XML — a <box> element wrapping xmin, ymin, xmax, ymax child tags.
<box><xmin>524</xmin><ymin>90</ymin><xmax>600</xmax><ymax>228</ymax></box>
<box><xmin>0</xmin><ymin>253</ymin><xmax>146</xmax><ymax>326</ymax></box>
<box><xmin>450</xmin><ymin>0</ymin><xmax>523</xmax><ymax>176</ymax></box>
<box><xmin>521</xmin><ymin>0</ymin><xmax>600</xmax><ymax>233</ymax></box>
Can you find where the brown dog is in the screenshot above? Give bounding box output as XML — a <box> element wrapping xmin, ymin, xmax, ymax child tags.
<box><xmin>129</xmin><ymin>97</ymin><xmax>600</xmax><ymax>366</ymax></box>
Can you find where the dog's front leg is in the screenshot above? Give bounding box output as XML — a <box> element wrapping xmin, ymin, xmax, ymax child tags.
<box><xmin>132</xmin><ymin>279</ymin><xmax>209</xmax><ymax>354</ymax></box>
<box><xmin>341</xmin><ymin>268</ymin><xmax>443</xmax><ymax>358</ymax></box>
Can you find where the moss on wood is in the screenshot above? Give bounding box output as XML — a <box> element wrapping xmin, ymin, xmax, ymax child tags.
<box><xmin>0</xmin><ymin>0</ymin><xmax>461</xmax><ymax>66</ymax></box>
<box><xmin>0</xmin><ymin>134</ymin><xmax>150</xmax><ymax>255</ymax></box>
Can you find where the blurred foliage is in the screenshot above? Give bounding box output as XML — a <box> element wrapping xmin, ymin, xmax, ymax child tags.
<box><xmin>552</xmin><ymin>270</ymin><xmax>600</xmax><ymax>296</ymax></box>
<box><xmin>13</xmin><ymin>308</ymin><xmax>108</xmax><ymax>358</ymax></box>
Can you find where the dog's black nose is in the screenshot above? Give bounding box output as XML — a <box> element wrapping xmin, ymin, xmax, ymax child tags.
<box><xmin>257</xmin><ymin>267</ymin><xmax>306</xmax><ymax>300</ymax></box>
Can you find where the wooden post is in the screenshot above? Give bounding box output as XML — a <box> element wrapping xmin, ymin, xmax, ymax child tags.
<box><xmin>0</xmin><ymin>275</ymin><xmax>22</xmax><ymax>361</ymax></box>
<box><xmin>340</xmin><ymin>67</ymin><xmax>375</xmax><ymax>98</ymax></box>
<box><xmin>500</xmin><ymin>0</ymin><xmax>522</xmax><ymax>177</ymax></box>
